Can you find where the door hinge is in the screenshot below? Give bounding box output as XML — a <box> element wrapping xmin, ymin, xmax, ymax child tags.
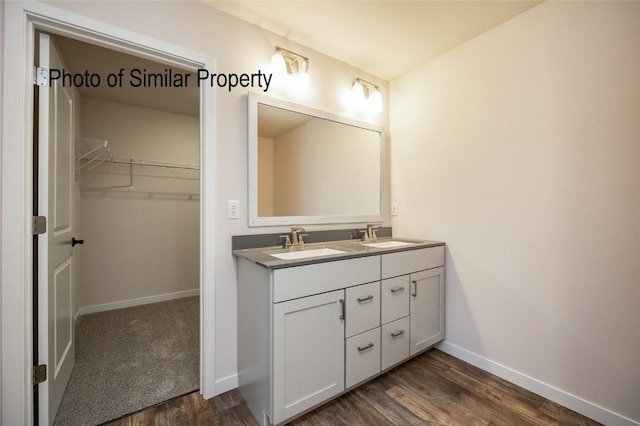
<box><xmin>34</xmin><ymin>66</ymin><xmax>48</xmax><ymax>86</ymax></box>
<box><xmin>33</xmin><ymin>216</ymin><xmax>47</xmax><ymax>235</ymax></box>
<box><xmin>33</xmin><ymin>364</ymin><xmax>47</xmax><ymax>385</ymax></box>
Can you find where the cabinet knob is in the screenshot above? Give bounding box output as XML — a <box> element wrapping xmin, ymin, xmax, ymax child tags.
<box><xmin>390</xmin><ymin>286</ymin><xmax>404</xmax><ymax>294</ymax></box>
<box><xmin>339</xmin><ymin>299</ymin><xmax>345</xmax><ymax>320</ymax></box>
<box><xmin>411</xmin><ymin>280</ymin><xmax>418</xmax><ymax>297</ymax></box>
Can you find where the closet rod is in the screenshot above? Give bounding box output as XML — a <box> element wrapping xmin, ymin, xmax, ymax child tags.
<box><xmin>108</xmin><ymin>156</ymin><xmax>199</xmax><ymax>170</ymax></box>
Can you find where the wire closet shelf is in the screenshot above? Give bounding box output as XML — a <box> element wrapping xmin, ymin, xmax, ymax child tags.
<box><xmin>75</xmin><ymin>138</ymin><xmax>200</xmax><ymax>182</ymax></box>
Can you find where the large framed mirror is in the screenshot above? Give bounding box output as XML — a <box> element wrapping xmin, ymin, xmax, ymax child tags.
<box><xmin>248</xmin><ymin>92</ymin><xmax>386</xmax><ymax>227</ymax></box>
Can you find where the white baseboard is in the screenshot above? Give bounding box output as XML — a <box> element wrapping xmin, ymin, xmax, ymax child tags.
<box><xmin>76</xmin><ymin>288</ymin><xmax>200</xmax><ymax>317</ymax></box>
<box><xmin>215</xmin><ymin>373</ymin><xmax>238</xmax><ymax>395</ymax></box>
<box><xmin>437</xmin><ymin>341</ymin><xmax>639</xmax><ymax>426</ymax></box>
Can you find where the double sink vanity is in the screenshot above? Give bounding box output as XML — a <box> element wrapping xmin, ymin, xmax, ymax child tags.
<box><xmin>233</xmin><ymin>228</ymin><xmax>445</xmax><ymax>425</ymax></box>
<box><xmin>238</xmin><ymin>93</ymin><xmax>443</xmax><ymax>424</ymax></box>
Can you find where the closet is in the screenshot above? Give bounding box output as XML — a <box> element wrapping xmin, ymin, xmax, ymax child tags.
<box><xmin>76</xmin><ymin>96</ymin><xmax>200</xmax><ymax>313</ymax></box>
<box><xmin>49</xmin><ymin>34</ymin><xmax>201</xmax><ymax>425</ymax></box>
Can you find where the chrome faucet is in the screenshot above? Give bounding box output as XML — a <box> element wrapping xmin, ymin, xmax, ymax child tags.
<box><xmin>281</xmin><ymin>227</ymin><xmax>307</xmax><ymax>248</ymax></box>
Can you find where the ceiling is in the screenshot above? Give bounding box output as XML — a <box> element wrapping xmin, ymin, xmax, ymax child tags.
<box><xmin>53</xmin><ymin>2</ymin><xmax>542</xmax><ymax>117</ymax></box>
<box><xmin>54</xmin><ymin>36</ymin><xmax>199</xmax><ymax>117</ymax></box>
<box><xmin>204</xmin><ymin>1</ymin><xmax>542</xmax><ymax>81</ymax></box>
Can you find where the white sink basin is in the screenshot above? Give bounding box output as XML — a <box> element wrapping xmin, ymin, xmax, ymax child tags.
<box><xmin>269</xmin><ymin>248</ymin><xmax>346</xmax><ymax>260</ymax></box>
<box><xmin>362</xmin><ymin>241</ymin><xmax>415</xmax><ymax>249</ymax></box>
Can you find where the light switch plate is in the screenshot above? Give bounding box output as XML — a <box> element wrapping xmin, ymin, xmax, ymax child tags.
<box><xmin>391</xmin><ymin>203</ymin><xmax>399</xmax><ymax>216</ymax></box>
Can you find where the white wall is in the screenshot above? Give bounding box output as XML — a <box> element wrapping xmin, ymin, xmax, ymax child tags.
<box><xmin>42</xmin><ymin>0</ymin><xmax>388</xmax><ymax>391</ymax></box>
<box><xmin>79</xmin><ymin>96</ymin><xmax>199</xmax><ymax>311</ymax></box>
<box><xmin>390</xmin><ymin>2</ymin><xmax>640</xmax><ymax>424</ymax></box>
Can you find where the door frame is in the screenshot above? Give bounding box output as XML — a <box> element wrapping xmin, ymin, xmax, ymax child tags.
<box><xmin>1</xmin><ymin>2</ymin><xmax>217</xmax><ymax>424</ymax></box>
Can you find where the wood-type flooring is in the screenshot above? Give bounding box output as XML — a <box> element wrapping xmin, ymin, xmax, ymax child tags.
<box><xmin>109</xmin><ymin>349</ymin><xmax>601</xmax><ymax>426</ymax></box>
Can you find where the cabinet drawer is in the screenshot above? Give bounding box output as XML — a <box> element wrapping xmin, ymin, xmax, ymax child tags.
<box><xmin>346</xmin><ymin>328</ymin><xmax>380</xmax><ymax>388</ymax></box>
<box><xmin>381</xmin><ymin>276</ymin><xmax>410</xmax><ymax>324</ymax></box>
<box><xmin>381</xmin><ymin>246</ymin><xmax>444</xmax><ymax>279</ymax></box>
<box><xmin>381</xmin><ymin>317</ymin><xmax>410</xmax><ymax>370</ymax></box>
<box><xmin>345</xmin><ymin>281</ymin><xmax>381</xmax><ymax>338</ymax></box>
<box><xmin>273</xmin><ymin>256</ymin><xmax>380</xmax><ymax>303</ymax></box>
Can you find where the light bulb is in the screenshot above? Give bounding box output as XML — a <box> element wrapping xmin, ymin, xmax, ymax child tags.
<box><xmin>300</xmin><ymin>59</ymin><xmax>310</xmax><ymax>76</ymax></box>
<box><xmin>351</xmin><ymin>81</ymin><xmax>365</xmax><ymax>106</ymax></box>
<box><xmin>270</xmin><ymin>50</ymin><xmax>287</xmax><ymax>79</ymax></box>
<box><xmin>368</xmin><ymin>88</ymin><xmax>383</xmax><ymax>113</ymax></box>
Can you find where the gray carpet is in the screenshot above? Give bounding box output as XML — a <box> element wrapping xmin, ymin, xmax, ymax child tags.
<box><xmin>53</xmin><ymin>296</ymin><xmax>199</xmax><ymax>425</ymax></box>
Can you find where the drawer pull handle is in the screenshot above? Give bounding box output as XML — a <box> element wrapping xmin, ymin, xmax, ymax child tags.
<box><xmin>390</xmin><ymin>286</ymin><xmax>404</xmax><ymax>294</ymax></box>
<box><xmin>339</xmin><ymin>299</ymin><xmax>345</xmax><ymax>320</ymax></box>
<box><xmin>391</xmin><ymin>329</ymin><xmax>405</xmax><ymax>337</ymax></box>
<box><xmin>411</xmin><ymin>280</ymin><xmax>417</xmax><ymax>297</ymax></box>
<box><xmin>357</xmin><ymin>295</ymin><xmax>374</xmax><ymax>303</ymax></box>
<box><xmin>357</xmin><ymin>342</ymin><xmax>374</xmax><ymax>352</ymax></box>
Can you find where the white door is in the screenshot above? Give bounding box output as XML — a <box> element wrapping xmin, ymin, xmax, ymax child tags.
<box><xmin>410</xmin><ymin>267</ymin><xmax>445</xmax><ymax>355</ymax></box>
<box><xmin>273</xmin><ymin>290</ymin><xmax>345</xmax><ymax>424</ymax></box>
<box><xmin>37</xmin><ymin>33</ymin><xmax>76</xmax><ymax>426</ymax></box>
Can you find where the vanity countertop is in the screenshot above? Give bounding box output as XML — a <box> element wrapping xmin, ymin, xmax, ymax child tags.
<box><xmin>232</xmin><ymin>237</ymin><xmax>445</xmax><ymax>269</ymax></box>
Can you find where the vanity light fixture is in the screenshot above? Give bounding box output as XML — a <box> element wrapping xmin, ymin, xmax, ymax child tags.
<box><xmin>270</xmin><ymin>47</ymin><xmax>310</xmax><ymax>79</ymax></box>
<box><xmin>352</xmin><ymin>78</ymin><xmax>383</xmax><ymax>113</ymax></box>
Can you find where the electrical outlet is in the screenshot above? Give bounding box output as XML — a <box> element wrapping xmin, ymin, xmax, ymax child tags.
<box><xmin>391</xmin><ymin>203</ymin><xmax>399</xmax><ymax>216</ymax></box>
<box><xmin>228</xmin><ymin>200</ymin><xmax>240</xmax><ymax>219</ymax></box>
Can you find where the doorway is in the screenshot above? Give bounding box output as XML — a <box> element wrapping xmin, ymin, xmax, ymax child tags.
<box><xmin>2</xmin><ymin>4</ymin><xmax>216</xmax><ymax>424</ymax></box>
<box><xmin>39</xmin><ymin>33</ymin><xmax>202</xmax><ymax>425</ymax></box>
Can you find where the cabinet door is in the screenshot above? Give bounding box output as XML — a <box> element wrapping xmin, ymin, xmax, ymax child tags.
<box><xmin>410</xmin><ymin>267</ymin><xmax>445</xmax><ymax>355</ymax></box>
<box><xmin>273</xmin><ymin>290</ymin><xmax>345</xmax><ymax>424</ymax></box>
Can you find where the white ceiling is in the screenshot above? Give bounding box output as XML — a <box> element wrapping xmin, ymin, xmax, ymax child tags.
<box><xmin>53</xmin><ymin>2</ymin><xmax>541</xmax><ymax>117</ymax></box>
<box><xmin>54</xmin><ymin>36</ymin><xmax>200</xmax><ymax>117</ymax></box>
<box><xmin>204</xmin><ymin>1</ymin><xmax>542</xmax><ymax>81</ymax></box>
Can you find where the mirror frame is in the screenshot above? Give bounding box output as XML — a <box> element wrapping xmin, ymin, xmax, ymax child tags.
<box><xmin>248</xmin><ymin>92</ymin><xmax>387</xmax><ymax>227</ymax></box>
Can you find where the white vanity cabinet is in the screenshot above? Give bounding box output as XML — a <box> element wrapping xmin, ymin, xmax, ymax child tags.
<box><xmin>236</xmin><ymin>243</ymin><xmax>445</xmax><ymax>426</ymax></box>
<box><xmin>237</xmin><ymin>255</ymin><xmax>379</xmax><ymax>426</ymax></box>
